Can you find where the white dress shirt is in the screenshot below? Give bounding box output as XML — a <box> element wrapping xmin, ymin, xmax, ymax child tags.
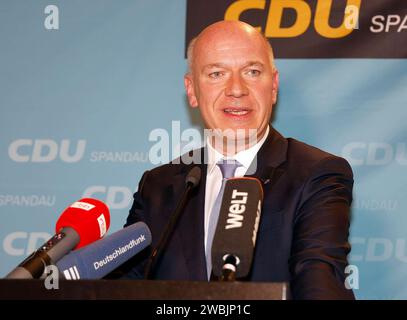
<box><xmin>204</xmin><ymin>126</ymin><xmax>270</xmax><ymax>252</ymax></box>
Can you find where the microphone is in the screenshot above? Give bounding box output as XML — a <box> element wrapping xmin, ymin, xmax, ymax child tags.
<box><xmin>56</xmin><ymin>222</ymin><xmax>151</xmax><ymax>280</ymax></box>
<box><xmin>5</xmin><ymin>198</ymin><xmax>110</xmax><ymax>279</ymax></box>
<box><xmin>144</xmin><ymin>166</ymin><xmax>201</xmax><ymax>279</ymax></box>
<box><xmin>211</xmin><ymin>177</ymin><xmax>263</xmax><ymax>281</ymax></box>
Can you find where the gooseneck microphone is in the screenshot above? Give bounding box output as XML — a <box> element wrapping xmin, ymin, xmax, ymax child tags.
<box><xmin>211</xmin><ymin>177</ymin><xmax>263</xmax><ymax>281</ymax></box>
<box><xmin>56</xmin><ymin>222</ymin><xmax>151</xmax><ymax>280</ymax></box>
<box><xmin>144</xmin><ymin>166</ymin><xmax>201</xmax><ymax>279</ymax></box>
<box><xmin>5</xmin><ymin>198</ymin><xmax>110</xmax><ymax>279</ymax></box>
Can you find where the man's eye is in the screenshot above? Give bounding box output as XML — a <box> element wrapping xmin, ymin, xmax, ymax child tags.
<box><xmin>246</xmin><ymin>69</ymin><xmax>261</xmax><ymax>77</ymax></box>
<box><xmin>209</xmin><ymin>71</ymin><xmax>223</xmax><ymax>79</ymax></box>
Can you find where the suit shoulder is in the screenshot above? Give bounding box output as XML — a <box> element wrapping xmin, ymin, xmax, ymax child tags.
<box><xmin>286</xmin><ymin>138</ymin><xmax>353</xmax><ymax>177</ymax></box>
<box><xmin>287</xmin><ymin>137</ymin><xmax>334</xmax><ymax>163</ymax></box>
<box><xmin>144</xmin><ymin>162</ymin><xmax>182</xmax><ymax>182</ymax></box>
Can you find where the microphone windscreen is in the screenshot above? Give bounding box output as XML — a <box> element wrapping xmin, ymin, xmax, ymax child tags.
<box><xmin>56</xmin><ymin>222</ymin><xmax>151</xmax><ymax>280</ymax></box>
<box><xmin>185</xmin><ymin>166</ymin><xmax>201</xmax><ymax>188</ymax></box>
<box><xmin>211</xmin><ymin>177</ymin><xmax>263</xmax><ymax>278</ymax></box>
<box><xmin>55</xmin><ymin>198</ymin><xmax>111</xmax><ymax>249</ymax></box>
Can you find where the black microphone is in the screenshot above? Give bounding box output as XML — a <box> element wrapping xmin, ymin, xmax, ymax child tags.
<box><xmin>211</xmin><ymin>177</ymin><xmax>263</xmax><ymax>280</ymax></box>
<box><xmin>144</xmin><ymin>166</ymin><xmax>201</xmax><ymax>279</ymax></box>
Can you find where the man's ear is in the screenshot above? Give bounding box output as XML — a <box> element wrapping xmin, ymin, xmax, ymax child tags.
<box><xmin>272</xmin><ymin>69</ymin><xmax>279</xmax><ymax>105</ymax></box>
<box><xmin>184</xmin><ymin>74</ymin><xmax>198</xmax><ymax>108</ymax></box>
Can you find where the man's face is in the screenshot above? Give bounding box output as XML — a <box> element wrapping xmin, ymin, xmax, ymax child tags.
<box><xmin>185</xmin><ymin>24</ymin><xmax>279</xmax><ymax>145</ymax></box>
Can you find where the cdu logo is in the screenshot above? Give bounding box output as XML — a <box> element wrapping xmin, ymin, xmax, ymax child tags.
<box><xmin>185</xmin><ymin>0</ymin><xmax>406</xmax><ymax>58</ymax></box>
<box><xmin>342</xmin><ymin>142</ymin><xmax>407</xmax><ymax>166</ymax></box>
<box><xmin>223</xmin><ymin>0</ymin><xmax>361</xmax><ymax>38</ymax></box>
<box><xmin>8</xmin><ymin>139</ymin><xmax>86</xmax><ymax>163</ymax></box>
<box><xmin>3</xmin><ymin>231</ymin><xmax>52</xmax><ymax>256</ymax></box>
<box><xmin>82</xmin><ymin>186</ymin><xmax>134</xmax><ymax>210</ymax></box>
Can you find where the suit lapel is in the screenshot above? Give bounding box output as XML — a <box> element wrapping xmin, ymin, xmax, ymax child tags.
<box><xmin>245</xmin><ymin>126</ymin><xmax>288</xmax><ymax>187</ymax></box>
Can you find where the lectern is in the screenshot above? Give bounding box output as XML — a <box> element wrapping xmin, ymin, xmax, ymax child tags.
<box><xmin>0</xmin><ymin>279</ymin><xmax>289</xmax><ymax>300</ymax></box>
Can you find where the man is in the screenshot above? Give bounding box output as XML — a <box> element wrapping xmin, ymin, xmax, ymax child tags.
<box><xmin>123</xmin><ymin>21</ymin><xmax>355</xmax><ymax>300</ymax></box>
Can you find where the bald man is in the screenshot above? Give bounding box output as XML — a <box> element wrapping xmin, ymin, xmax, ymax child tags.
<box><xmin>123</xmin><ymin>21</ymin><xmax>355</xmax><ymax>300</ymax></box>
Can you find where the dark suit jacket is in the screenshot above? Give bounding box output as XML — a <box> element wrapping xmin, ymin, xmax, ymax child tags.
<box><xmin>122</xmin><ymin>127</ymin><xmax>355</xmax><ymax>300</ymax></box>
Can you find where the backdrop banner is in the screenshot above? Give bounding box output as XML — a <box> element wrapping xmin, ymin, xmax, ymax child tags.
<box><xmin>1</xmin><ymin>0</ymin><xmax>406</xmax><ymax>299</ymax></box>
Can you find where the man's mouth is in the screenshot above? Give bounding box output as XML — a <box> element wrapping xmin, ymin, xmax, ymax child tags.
<box><xmin>223</xmin><ymin>108</ymin><xmax>251</xmax><ymax>116</ymax></box>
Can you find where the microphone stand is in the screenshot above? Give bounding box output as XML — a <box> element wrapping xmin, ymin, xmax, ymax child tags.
<box><xmin>144</xmin><ymin>167</ymin><xmax>201</xmax><ymax>279</ymax></box>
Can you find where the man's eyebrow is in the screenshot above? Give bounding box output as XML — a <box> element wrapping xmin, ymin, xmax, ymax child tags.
<box><xmin>244</xmin><ymin>61</ymin><xmax>264</xmax><ymax>68</ymax></box>
<box><xmin>202</xmin><ymin>61</ymin><xmax>265</xmax><ymax>71</ymax></box>
<box><xmin>202</xmin><ymin>63</ymin><xmax>228</xmax><ymax>70</ymax></box>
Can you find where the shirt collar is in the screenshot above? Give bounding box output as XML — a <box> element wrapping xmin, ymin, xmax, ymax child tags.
<box><xmin>206</xmin><ymin>126</ymin><xmax>270</xmax><ymax>174</ymax></box>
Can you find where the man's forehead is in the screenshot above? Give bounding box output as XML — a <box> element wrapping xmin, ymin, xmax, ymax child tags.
<box><xmin>195</xmin><ymin>41</ymin><xmax>269</xmax><ymax>65</ymax></box>
<box><xmin>197</xmin><ymin>35</ymin><xmax>265</xmax><ymax>54</ymax></box>
<box><xmin>209</xmin><ymin>44</ymin><xmax>258</xmax><ymax>51</ymax></box>
<box><xmin>199</xmin><ymin>32</ymin><xmax>263</xmax><ymax>49</ymax></box>
<box><xmin>195</xmin><ymin>29</ymin><xmax>268</xmax><ymax>56</ymax></box>
<box><xmin>188</xmin><ymin>22</ymin><xmax>274</xmax><ymax>71</ymax></box>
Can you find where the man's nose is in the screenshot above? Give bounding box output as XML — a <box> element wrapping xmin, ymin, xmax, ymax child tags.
<box><xmin>225</xmin><ymin>74</ymin><xmax>249</xmax><ymax>97</ymax></box>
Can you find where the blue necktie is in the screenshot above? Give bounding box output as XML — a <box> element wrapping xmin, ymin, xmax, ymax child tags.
<box><xmin>206</xmin><ymin>159</ymin><xmax>242</xmax><ymax>279</ymax></box>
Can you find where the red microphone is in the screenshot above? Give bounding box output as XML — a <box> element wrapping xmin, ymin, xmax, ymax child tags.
<box><xmin>6</xmin><ymin>198</ymin><xmax>110</xmax><ymax>279</ymax></box>
<box><xmin>56</xmin><ymin>198</ymin><xmax>110</xmax><ymax>249</ymax></box>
